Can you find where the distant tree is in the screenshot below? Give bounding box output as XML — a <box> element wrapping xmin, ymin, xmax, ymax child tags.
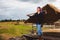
<box><xmin>15</xmin><ymin>19</ymin><xmax>20</xmax><ymax>25</ymax></box>
<box><xmin>9</xmin><ymin>19</ymin><xmax>12</xmax><ymax>21</ymax></box>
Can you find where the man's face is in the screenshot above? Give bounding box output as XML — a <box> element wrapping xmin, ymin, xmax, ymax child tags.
<box><xmin>37</xmin><ymin>8</ymin><xmax>41</xmax><ymax>12</ymax></box>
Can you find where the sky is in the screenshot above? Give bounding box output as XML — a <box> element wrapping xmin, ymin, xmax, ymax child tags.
<box><xmin>0</xmin><ymin>0</ymin><xmax>60</xmax><ymax>20</ymax></box>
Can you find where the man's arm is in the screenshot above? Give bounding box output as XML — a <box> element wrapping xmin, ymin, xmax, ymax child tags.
<box><xmin>27</xmin><ymin>13</ymin><xmax>36</xmax><ymax>17</ymax></box>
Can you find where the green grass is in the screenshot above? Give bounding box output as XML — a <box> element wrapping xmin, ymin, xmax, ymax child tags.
<box><xmin>0</xmin><ymin>22</ymin><xmax>51</xmax><ymax>37</ymax></box>
<box><xmin>0</xmin><ymin>22</ymin><xmax>32</xmax><ymax>37</ymax></box>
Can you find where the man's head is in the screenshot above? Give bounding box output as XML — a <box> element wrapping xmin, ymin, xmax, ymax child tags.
<box><xmin>37</xmin><ymin>7</ymin><xmax>41</xmax><ymax>12</ymax></box>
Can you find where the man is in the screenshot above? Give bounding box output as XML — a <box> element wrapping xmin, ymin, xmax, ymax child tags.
<box><xmin>35</xmin><ymin>7</ymin><xmax>43</xmax><ymax>40</ymax></box>
<box><xmin>27</xmin><ymin>7</ymin><xmax>45</xmax><ymax>40</ymax></box>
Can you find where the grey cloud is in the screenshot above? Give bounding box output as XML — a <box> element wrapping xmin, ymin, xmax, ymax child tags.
<box><xmin>19</xmin><ymin>0</ymin><xmax>30</xmax><ymax>2</ymax></box>
<box><xmin>0</xmin><ymin>15</ymin><xmax>10</xmax><ymax>20</ymax></box>
<box><xmin>0</xmin><ymin>0</ymin><xmax>57</xmax><ymax>20</ymax></box>
<box><xmin>0</xmin><ymin>2</ymin><xmax>28</xmax><ymax>20</ymax></box>
<box><xmin>0</xmin><ymin>4</ymin><xmax>29</xmax><ymax>20</ymax></box>
<box><xmin>48</xmin><ymin>0</ymin><xmax>56</xmax><ymax>2</ymax></box>
<box><xmin>18</xmin><ymin>0</ymin><xmax>42</xmax><ymax>3</ymax></box>
<box><xmin>18</xmin><ymin>0</ymin><xmax>56</xmax><ymax>3</ymax></box>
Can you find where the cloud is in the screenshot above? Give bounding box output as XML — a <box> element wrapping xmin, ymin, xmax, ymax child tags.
<box><xmin>48</xmin><ymin>0</ymin><xmax>56</xmax><ymax>2</ymax></box>
<box><xmin>53</xmin><ymin>0</ymin><xmax>60</xmax><ymax>9</ymax></box>
<box><xmin>18</xmin><ymin>0</ymin><xmax>56</xmax><ymax>3</ymax></box>
<box><xmin>0</xmin><ymin>0</ymin><xmax>60</xmax><ymax>20</ymax></box>
<box><xmin>0</xmin><ymin>0</ymin><xmax>37</xmax><ymax>20</ymax></box>
<box><xmin>19</xmin><ymin>0</ymin><xmax>41</xmax><ymax>3</ymax></box>
<box><xmin>18</xmin><ymin>0</ymin><xmax>57</xmax><ymax>7</ymax></box>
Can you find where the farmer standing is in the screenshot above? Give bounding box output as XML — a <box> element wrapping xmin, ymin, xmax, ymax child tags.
<box><xmin>27</xmin><ymin>7</ymin><xmax>45</xmax><ymax>40</ymax></box>
<box><xmin>36</xmin><ymin>7</ymin><xmax>43</xmax><ymax>40</ymax></box>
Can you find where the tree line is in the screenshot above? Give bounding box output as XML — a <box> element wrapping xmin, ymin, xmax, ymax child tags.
<box><xmin>0</xmin><ymin>19</ymin><xmax>26</xmax><ymax>22</ymax></box>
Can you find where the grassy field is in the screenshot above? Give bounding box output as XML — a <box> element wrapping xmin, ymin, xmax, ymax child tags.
<box><xmin>0</xmin><ymin>22</ymin><xmax>59</xmax><ymax>40</ymax></box>
<box><xmin>0</xmin><ymin>22</ymin><xmax>33</xmax><ymax>39</ymax></box>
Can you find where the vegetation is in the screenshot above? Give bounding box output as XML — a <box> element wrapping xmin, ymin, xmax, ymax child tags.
<box><xmin>0</xmin><ymin>21</ymin><xmax>58</xmax><ymax>40</ymax></box>
<box><xmin>0</xmin><ymin>22</ymin><xmax>32</xmax><ymax>37</ymax></box>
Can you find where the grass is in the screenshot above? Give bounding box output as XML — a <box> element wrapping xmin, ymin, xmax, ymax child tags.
<box><xmin>0</xmin><ymin>22</ymin><xmax>57</xmax><ymax>39</ymax></box>
<box><xmin>0</xmin><ymin>22</ymin><xmax>32</xmax><ymax>37</ymax></box>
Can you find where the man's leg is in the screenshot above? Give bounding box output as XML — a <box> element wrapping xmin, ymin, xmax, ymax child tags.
<box><xmin>36</xmin><ymin>23</ymin><xmax>42</xmax><ymax>36</ymax></box>
<box><xmin>36</xmin><ymin>23</ymin><xmax>42</xmax><ymax>40</ymax></box>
